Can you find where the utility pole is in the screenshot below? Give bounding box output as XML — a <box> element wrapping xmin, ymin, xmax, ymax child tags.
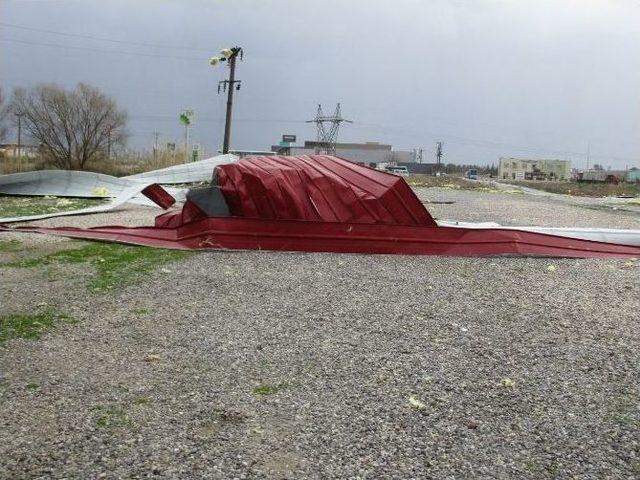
<box><xmin>184</xmin><ymin>123</ymin><xmax>188</xmax><ymax>160</ymax></box>
<box><xmin>153</xmin><ymin>131</ymin><xmax>160</xmax><ymax>161</ymax></box>
<box><xmin>586</xmin><ymin>142</ymin><xmax>590</xmax><ymax>170</ymax></box>
<box><xmin>435</xmin><ymin>141</ymin><xmax>443</xmax><ymax>172</ymax></box>
<box><xmin>223</xmin><ymin>53</ymin><xmax>237</xmax><ymax>155</ymax></box>
<box><xmin>106</xmin><ymin>125</ymin><xmax>113</xmax><ymax>160</ymax></box>
<box><xmin>14</xmin><ymin>111</ymin><xmax>24</xmax><ymax>165</ymax></box>
<box><xmin>210</xmin><ymin>47</ymin><xmax>243</xmax><ymax>154</ymax></box>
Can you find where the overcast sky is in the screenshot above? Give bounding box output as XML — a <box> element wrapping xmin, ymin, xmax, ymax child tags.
<box><xmin>1</xmin><ymin>0</ymin><xmax>639</xmax><ymax>168</ymax></box>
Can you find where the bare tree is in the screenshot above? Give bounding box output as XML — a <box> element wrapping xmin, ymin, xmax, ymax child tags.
<box><xmin>11</xmin><ymin>83</ymin><xmax>128</xmax><ymax>170</ymax></box>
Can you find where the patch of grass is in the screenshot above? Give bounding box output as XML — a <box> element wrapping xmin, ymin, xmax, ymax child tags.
<box><xmin>25</xmin><ymin>383</ymin><xmax>40</xmax><ymax>391</ymax></box>
<box><xmin>132</xmin><ymin>307</ymin><xmax>153</xmax><ymax>316</ymax></box>
<box><xmin>6</xmin><ymin>242</ymin><xmax>192</xmax><ymax>293</ymax></box>
<box><xmin>252</xmin><ymin>383</ymin><xmax>287</xmax><ymax>396</ymax></box>
<box><xmin>94</xmin><ymin>404</ymin><xmax>132</xmax><ymax>428</ymax></box>
<box><xmin>0</xmin><ymin>196</ymin><xmax>106</xmax><ymax>218</ymax></box>
<box><xmin>0</xmin><ymin>309</ymin><xmax>75</xmax><ymax>343</ymax></box>
<box><xmin>406</xmin><ymin>175</ymin><xmax>488</xmax><ymax>190</ymax></box>
<box><xmin>0</xmin><ymin>240</ymin><xmax>22</xmax><ymax>252</ymax></box>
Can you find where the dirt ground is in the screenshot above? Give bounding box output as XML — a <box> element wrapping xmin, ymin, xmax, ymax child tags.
<box><xmin>0</xmin><ymin>188</ymin><xmax>639</xmax><ymax>479</ymax></box>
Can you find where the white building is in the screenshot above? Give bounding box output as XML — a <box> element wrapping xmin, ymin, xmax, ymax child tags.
<box><xmin>498</xmin><ymin>157</ymin><xmax>571</xmax><ymax>181</ymax></box>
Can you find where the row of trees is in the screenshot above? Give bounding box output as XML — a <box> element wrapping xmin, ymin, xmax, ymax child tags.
<box><xmin>0</xmin><ymin>83</ymin><xmax>128</xmax><ymax>170</ymax></box>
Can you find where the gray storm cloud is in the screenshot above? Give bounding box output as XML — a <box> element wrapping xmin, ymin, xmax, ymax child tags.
<box><xmin>1</xmin><ymin>0</ymin><xmax>638</xmax><ymax>168</ymax></box>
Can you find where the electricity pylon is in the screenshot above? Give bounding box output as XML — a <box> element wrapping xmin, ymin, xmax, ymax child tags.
<box><xmin>306</xmin><ymin>103</ymin><xmax>352</xmax><ymax>154</ymax></box>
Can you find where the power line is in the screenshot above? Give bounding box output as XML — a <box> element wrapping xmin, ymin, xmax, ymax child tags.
<box><xmin>0</xmin><ymin>37</ymin><xmax>203</xmax><ymax>61</ymax></box>
<box><xmin>354</xmin><ymin>120</ymin><xmax>639</xmax><ymax>164</ymax></box>
<box><xmin>128</xmin><ymin>114</ymin><xmax>306</xmax><ymax>123</ymax></box>
<box><xmin>0</xmin><ymin>21</ymin><xmax>211</xmax><ymax>52</ymax></box>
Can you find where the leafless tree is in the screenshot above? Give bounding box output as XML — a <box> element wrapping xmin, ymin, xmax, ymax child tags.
<box><xmin>10</xmin><ymin>83</ymin><xmax>128</xmax><ymax>170</ymax></box>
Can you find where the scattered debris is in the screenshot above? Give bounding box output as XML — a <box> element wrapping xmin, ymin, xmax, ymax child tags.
<box><xmin>0</xmin><ymin>154</ymin><xmax>237</xmax><ymax>223</ymax></box>
<box><xmin>500</xmin><ymin>378</ymin><xmax>515</xmax><ymax>388</ymax></box>
<box><xmin>465</xmin><ymin>419</ymin><xmax>479</xmax><ymax>429</ymax></box>
<box><xmin>408</xmin><ymin>396</ymin><xmax>427</xmax><ymax>410</ymax></box>
<box><xmin>437</xmin><ymin>220</ymin><xmax>640</xmax><ymax>247</ymax></box>
<box><xmin>211</xmin><ymin>407</ymin><xmax>248</xmax><ymax>423</ymax></box>
<box><xmin>2</xmin><ymin>155</ymin><xmax>640</xmax><ymax>258</ymax></box>
<box><xmin>144</xmin><ymin>353</ymin><xmax>161</xmax><ymax>363</ymax></box>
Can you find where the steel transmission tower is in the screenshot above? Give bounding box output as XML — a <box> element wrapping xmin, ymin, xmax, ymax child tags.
<box><xmin>306</xmin><ymin>103</ymin><xmax>352</xmax><ymax>154</ymax></box>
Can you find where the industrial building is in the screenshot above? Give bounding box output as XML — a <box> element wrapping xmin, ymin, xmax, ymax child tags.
<box><xmin>0</xmin><ymin>143</ymin><xmax>40</xmax><ymax>158</ymax></box>
<box><xmin>577</xmin><ymin>169</ymin><xmax>629</xmax><ymax>184</ymax></box>
<box><xmin>272</xmin><ymin>140</ymin><xmax>416</xmax><ymax>168</ymax></box>
<box><xmin>498</xmin><ymin>158</ymin><xmax>571</xmax><ymax>181</ymax></box>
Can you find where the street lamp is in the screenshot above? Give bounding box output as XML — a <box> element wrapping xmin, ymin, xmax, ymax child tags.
<box><xmin>209</xmin><ymin>46</ymin><xmax>243</xmax><ymax>154</ymax></box>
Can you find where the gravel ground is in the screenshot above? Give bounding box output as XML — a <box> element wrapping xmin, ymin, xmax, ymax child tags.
<box><xmin>1</xmin><ymin>189</ymin><xmax>639</xmax><ymax>479</ymax></box>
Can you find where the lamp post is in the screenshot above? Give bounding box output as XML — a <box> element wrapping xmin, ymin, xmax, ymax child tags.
<box><xmin>210</xmin><ymin>47</ymin><xmax>243</xmax><ymax>154</ymax></box>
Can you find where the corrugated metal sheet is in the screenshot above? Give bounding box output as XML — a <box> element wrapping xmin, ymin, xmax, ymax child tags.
<box><xmin>216</xmin><ymin>155</ymin><xmax>435</xmax><ymax>226</ymax></box>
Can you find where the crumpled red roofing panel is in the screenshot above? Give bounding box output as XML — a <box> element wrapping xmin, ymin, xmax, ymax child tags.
<box><xmin>215</xmin><ymin>155</ymin><xmax>436</xmax><ymax>226</ymax></box>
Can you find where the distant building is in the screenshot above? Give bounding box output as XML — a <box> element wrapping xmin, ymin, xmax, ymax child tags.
<box><xmin>626</xmin><ymin>168</ymin><xmax>640</xmax><ymax>183</ymax></box>
<box><xmin>498</xmin><ymin>157</ymin><xmax>571</xmax><ymax>181</ymax></box>
<box><xmin>578</xmin><ymin>169</ymin><xmax>627</xmax><ymax>184</ymax></box>
<box><xmin>0</xmin><ymin>143</ymin><xmax>40</xmax><ymax>158</ymax></box>
<box><xmin>271</xmin><ymin>140</ymin><xmax>416</xmax><ymax>168</ymax></box>
<box><xmin>397</xmin><ymin>162</ymin><xmax>440</xmax><ymax>174</ymax></box>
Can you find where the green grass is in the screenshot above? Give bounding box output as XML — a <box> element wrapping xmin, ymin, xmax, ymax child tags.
<box><xmin>0</xmin><ymin>196</ymin><xmax>106</xmax><ymax>218</ymax></box>
<box><xmin>252</xmin><ymin>383</ymin><xmax>287</xmax><ymax>396</ymax></box>
<box><xmin>0</xmin><ymin>240</ymin><xmax>22</xmax><ymax>252</ymax></box>
<box><xmin>0</xmin><ymin>309</ymin><xmax>75</xmax><ymax>343</ymax></box>
<box><xmin>94</xmin><ymin>404</ymin><xmax>132</xmax><ymax>428</ymax></box>
<box><xmin>5</xmin><ymin>242</ymin><xmax>192</xmax><ymax>292</ymax></box>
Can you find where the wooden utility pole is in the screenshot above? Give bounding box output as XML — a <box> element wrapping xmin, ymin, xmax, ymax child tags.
<box><xmin>214</xmin><ymin>47</ymin><xmax>243</xmax><ymax>154</ymax></box>
<box><xmin>222</xmin><ymin>53</ymin><xmax>237</xmax><ymax>154</ymax></box>
<box><xmin>106</xmin><ymin>125</ymin><xmax>112</xmax><ymax>159</ymax></box>
<box><xmin>435</xmin><ymin>142</ymin><xmax>443</xmax><ymax>173</ymax></box>
<box><xmin>15</xmin><ymin>112</ymin><xmax>24</xmax><ymax>162</ymax></box>
<box><xmin>153</xmin><ymin>131</ymin><xmax>160</xmax><ymax>161</ymax></box>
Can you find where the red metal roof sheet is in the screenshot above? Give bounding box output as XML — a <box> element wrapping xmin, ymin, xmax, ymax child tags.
<box><xmin>215</xmin><ymin>155</ymin><xmax>436</xmax><ymax>226</ymax></box>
